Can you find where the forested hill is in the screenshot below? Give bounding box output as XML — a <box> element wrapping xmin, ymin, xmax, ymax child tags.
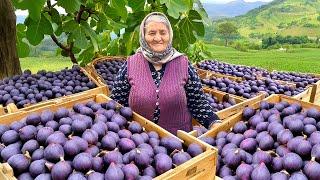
<box><xmin>216</xmin><ymin>0</ymin><xmax>320</xmax><ymax>38</ymax></box>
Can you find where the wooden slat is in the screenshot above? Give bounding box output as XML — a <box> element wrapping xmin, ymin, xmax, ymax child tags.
<box><xmin>216</xmin><ymin>92</ymin><xmax>266</xmax><ymax>120</ymax></box>
<box><xmin>203</xmin><ymin>87</ymin><xmax>246</xmax><ymax>102</ymax></box>
<box><xmin>0</xmin><ymin>163</ymin><xmax>15</xmax><ymax>180</ymax></box>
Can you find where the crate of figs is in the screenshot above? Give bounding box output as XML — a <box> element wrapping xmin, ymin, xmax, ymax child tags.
<box><xmin>0</xmin><ymin>93</ymin><xmax>217</xmax><ymax>180</ymax></box>
<box><xmin>195</xmin><ymin>67</ymin><xmax>243</xmax><ymax>82</ymax></box>
<box><xmin>193</xmin><ymin>94</ymin><xmax>320</xmax><ymax>179</ymax></box>
<box><xmin>200</xmin><ymin>73</ymin><xmax>315</xmax><ymax>102</ymax></box>
<box><xmin>0</xmin><ymin>65</ymin><xmax>107</xmax><ymax>115</ymax></box>
<box><xmin>192</xmin><ymin>92</ymin><xmax>266</xmax><ymax>138</ymax></box>
<box><xmin>195</xmin><ymin>60</ymin><xmax>268</xmax><ymax>81</ymax></box>
<box><xmin>261</xmin><ymin>71</ymin><xmax>318</xmax><ymax>103</ymax></box>
<box><xmin>85</xmin><ymin>56</ymin><xmax>127</xmax><ymax>95</ymax></box>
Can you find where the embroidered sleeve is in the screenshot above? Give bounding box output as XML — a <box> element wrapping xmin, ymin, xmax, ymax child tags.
<box><xmin>110</xmin><ymin>62</ymin><xmax>131</xmax><ymax>106</ymax></box>
<box><xmin>185</xmin><ymin>63</ymin><xmax>220</xmax><ymax>129</ymax></box>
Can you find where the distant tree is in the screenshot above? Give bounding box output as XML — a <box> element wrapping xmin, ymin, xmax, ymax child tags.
<box><xmin>216</xmin><ymin>22</ymin><xmax>238</xmax><ymax>46</ymax></box>
<box><xmin>317</xmin><ymin>15</ymin><xmax>320</xmax><ymax>21</ymax></box>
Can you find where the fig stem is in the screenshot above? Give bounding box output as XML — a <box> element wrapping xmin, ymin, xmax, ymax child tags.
<box><xmin>86</xmin><ymin>170</ymin><xmax>94</xmax><ymax>175</ymax></box>
<box><xmin>280</xmin><ymin>170</ymin><xmax>290</xmax><ymax>176</ymax></box>
<box><xmin>24</xmin><ymin>151</ymin><xmax>31</xmax><ymax>159</ymax></box>
<box><xmin>97</xmin><ymin>150</ymin><xmax>108</xmax><ymax>156</ymax></box>
<box><xmin>45</xmin><ymin>162</ymin><xmax>54</xmax><ymax>170</ymax></box>
<box><xmin>170</xmin><ymin>149</ymin><xmax>181</xmax><ymax>157</ymax></box>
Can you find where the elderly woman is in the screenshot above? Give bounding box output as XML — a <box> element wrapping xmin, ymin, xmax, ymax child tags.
<box><xmin>111</xmin><ymin>12</ymin><xmax>221</xmax><ymax>135</ymax></box>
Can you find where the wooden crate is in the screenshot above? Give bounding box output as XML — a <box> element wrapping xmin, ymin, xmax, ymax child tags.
<box><xmin>256</xmin><ymin>76</ymin><xmax>297</xmax><ymax>88</ymax></box>
<box><xmin>199</xmin><ymin>94</ymin><xmax>320</xmax><ymax>139</ymax></box>
<box><xmin>202</xmin><ymin>71</ymin><xmax>317</xmax><ymax>103</ymax></box>
<box><xmin>312</xmin><ymin>80</ymin><xmax>320</xmax><ymax>105</ymax></box>
<box><xmin>4</xmin><ymin>67</ymin><xmax>108</xmax><ymax>114</ymax></box>
<box><xmin>0</xmin><ymin>93</ymin><xmax>217</xmax><ymax>180</ymax></box>
<box><xmin>260</xmin><ymin>71</ymin><xmax>319</xmax><ymax>103</ymax></box>
<box><xmin>190</xmin><ymin>92</ymin><xmax>266</xmax><ymax>135</ymax></box>
<box><xmin>195</xmin><ymin>67</ymin><xmax>243</xmax><ymax>82</ymax></box>
<box><xmin>85</xmin><ymin>56</ymin><xmax>127</xmax><ymax>95</ymax></box>
<box><xmin>6</xmin><ymin>86</ymin><xmax>108</xmax><ymax>114</ymax></box>
<box><xmin>293</xmin><ymin>83</ymin><xmax>317</xmax><ymax>103</ymax></box>
<box><xmin>192</xmin><ymin>94</ymin><xmax>320</xmax><ymax>179</ymax></box>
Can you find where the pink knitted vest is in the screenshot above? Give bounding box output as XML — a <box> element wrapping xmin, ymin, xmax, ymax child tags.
<box><xmin>127</xmin><ymin>52</ymin><xmax>192</xmax><ymax>134</ymax></box>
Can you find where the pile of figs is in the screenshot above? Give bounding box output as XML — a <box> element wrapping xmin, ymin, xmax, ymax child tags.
<box><xmin>198</xmin><ymin>100</ymin><xmax>320</xmax><ymax>179</ymax></box>
<box><xmin>94</xmin><ymin>60</ymin><xmax>125</xmax><ymax>90</ymax></box>
<box><xmin>0</xmin><ymin>66</ymin><xmax>96</xmax><ymax>109</ymax></box>
<box><xmin>205</xmin><ymin>93</ymin><xmax>237</xmax><ymax>112</ymax></box>
<box><xmin>202</xmin><ymin>77</ymin><xmax>305</xmax><ymax>99</ymax></box>
<box><xmin>262</xmin><ymin>71</ymin><xmax>319</xmax><ymax>88</ymax></box>
<box><xmin>0</xmin><ymin>100</ymin><xmax>204</xmax><ymax>179</ymax></box>
<box><xmin>196</xmin><ymin>60</ymin><xmax>267</xmax><ymax>80</ymax></box>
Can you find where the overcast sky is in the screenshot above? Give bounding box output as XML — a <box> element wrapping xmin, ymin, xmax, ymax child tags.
<box><xmin>201</xmin><ymin>0</ymin><xmax>273</xmax><ymax>3</ymax></box>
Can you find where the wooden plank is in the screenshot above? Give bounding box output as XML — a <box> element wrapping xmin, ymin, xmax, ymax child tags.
<box><xmin>0</xmin><ymin>163</ymin><xmax>15</xmax><ymax>180</ymax></box>
<box><xmin>203</xmin><ymin>87</ymin><xmax>246</xmax><ymax>102</ymax></box>
<box><xmin>293</xmin><ymin>84</ymin><xmax>317</xmax><ymax>103</ymax></box>
<box><xmin>0</xmin><ymin>93</ymin><xmax>217</xmax><ymax>180</ymax></box>
<box><xmin>216</xmin><ymin>92</ymin><xmax>266</xmax><ymax>120</ymax></box>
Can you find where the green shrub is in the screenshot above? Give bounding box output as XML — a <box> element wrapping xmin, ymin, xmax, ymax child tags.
<box><xmin>247</xmin><ymin>42</ymin><xmax>262</xmax><ymax>50</ymax></box>
<box><xmin>301</xmin><ymin>43</ymin><xmax>320</xmax><ymax>48</ymax></box>
<box><xmin>267</xmin><ymin>43</ymin><xmax>281</xmax><ymax>50</ymax></box>
<box><xmin>233</xmin><ymin>42</ymin><xmax>248</xmax><ymax>52</ymax></box>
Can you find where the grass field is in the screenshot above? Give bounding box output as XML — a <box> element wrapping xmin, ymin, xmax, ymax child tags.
<box><xmin>20</xmin><ymin>57</ymin><xmax>72</xmax><ymax>73</ymax></box>
<box><xmin>206</xmin><ymin>44</ymin><xmax>320</xmax><ymax>74</ymax></box>
<box><xmin>20</xmin><ymin>45</ymin><xmax>320</xmax><ymax>74</ymax></box>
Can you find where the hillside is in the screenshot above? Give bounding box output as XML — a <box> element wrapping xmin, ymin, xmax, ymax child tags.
<box><xmin>203</xmin><ymin>0</ymin><xmax>267</xmax><ymax>20</ymax></box>
<box><xmin>217</xmin><ymin>0</ymin><xmax>320</xmax><ymax>38</ymax></box>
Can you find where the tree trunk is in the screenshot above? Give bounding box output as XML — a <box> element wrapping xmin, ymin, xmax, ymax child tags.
<box><xmin>0</xmin><ymin>0</ymin><xmax>22</xmax><ymax>79</ymax></box>
<box><xmin>225</xmin><ymin>38</ymin><xmax>228</xmax><ymax>46</ymax></box>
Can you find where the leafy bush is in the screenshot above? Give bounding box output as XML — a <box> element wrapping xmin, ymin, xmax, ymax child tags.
<box><xmin>232</xmin><ymin>41</ymin><xmax>248</xmax><ymax>52</ymax></box>
<box><xmin>267</xmin><ymin>43</ymin><xmax>281</xmax><ymax>50</ymax></box>
<box><xmin>301</xmin><ymin>43</ymin><xmax>320</xmax><ymax>48</ymax></box>
<box><xmin>262</xmin><ymin>35</ymin><xmax>313</xmax><ymax>49</ymax></box>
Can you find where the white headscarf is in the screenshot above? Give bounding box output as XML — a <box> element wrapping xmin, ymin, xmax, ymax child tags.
<box><xmin>137</xmin><ymin>12</ymin><xmax>183</xmax><ymax>65</ymax></box>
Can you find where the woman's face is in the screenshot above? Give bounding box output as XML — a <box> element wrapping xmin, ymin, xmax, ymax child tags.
<box><xmin>144</xmin><ymin>21</ymin><xmax>170</xmax><ymax>53</ymax></box>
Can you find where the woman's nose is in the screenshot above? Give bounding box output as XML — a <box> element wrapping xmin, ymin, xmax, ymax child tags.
<box><xmin>153</xmin><ymin>34</ymin><xmax>161</xmax><ymax>41</ymax></box>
